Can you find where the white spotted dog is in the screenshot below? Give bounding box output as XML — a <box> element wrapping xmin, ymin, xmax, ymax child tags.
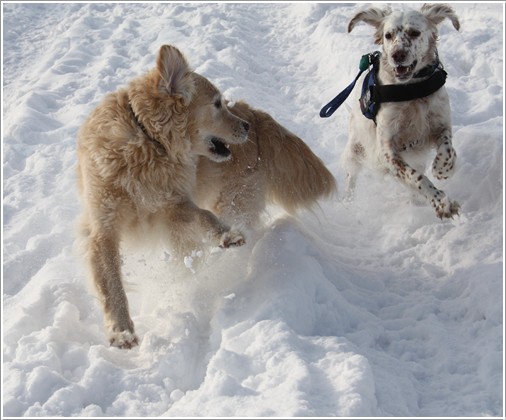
<box><xmin>342</xmin><ymin>4</ymin><xmax>460</xmax><ymax>219</ymax></box>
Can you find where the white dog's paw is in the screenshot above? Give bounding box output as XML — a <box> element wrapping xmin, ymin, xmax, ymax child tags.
<box><xmin>219</xmin><ymin>230</ymin><xmax>245</xmax><ymax>248</ymax></box>
<box><xmin>434</xmin><ymin>196</ymin><xmax>460</xmax><ymax>219</ymax></box>
<box><xmin>432</xmin><ymin>144</ymin><xmax>457</xmax><ymax>180</ymax></box>
<box><xmin>109</xmin><ymin>330</ymin><xmax>139</xmax><ymax>349</ymax></box>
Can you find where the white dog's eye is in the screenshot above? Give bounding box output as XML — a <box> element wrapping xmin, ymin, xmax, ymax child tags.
<box><xmin>408</xmin><ymin>29</ymin><xmax>421</xmax><ymax>38</ymax></box>
<box><xmin>385</xmin><ymin>32</ymin><xmax>393</xmax><ymax>40</ymax></box>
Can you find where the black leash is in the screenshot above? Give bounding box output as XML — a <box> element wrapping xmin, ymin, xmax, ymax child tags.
<box><xmin>319</xmin><ymin>52</ymin><xmax>377</xmax><ymax>118</ymax></box>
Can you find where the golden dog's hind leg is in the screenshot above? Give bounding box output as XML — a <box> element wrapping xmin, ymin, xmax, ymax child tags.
<box><xmin>88</xmin><ymin>229</ymin><xmax>139</xmax><ymax>349</ymax></box>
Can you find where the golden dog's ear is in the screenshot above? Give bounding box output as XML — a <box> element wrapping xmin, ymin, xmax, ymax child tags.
<box><xmin>421</xmin><ymin>4</ymin><xmax>460</xmax><ymax>30</ymax></box>
<box><xmin>348</xmin><ymin>6</ymin><xmax>392</xmax><ymax>32</ymax></box>
<box><xmin>156</xmin><ymin>45</ymin><xmax>194</xmax><ymax>102</ymax></box>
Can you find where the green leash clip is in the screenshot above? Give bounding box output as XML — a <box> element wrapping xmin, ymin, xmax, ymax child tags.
<box><xmin>359</xmin><ymin>54</ymin><xmax>371</xmax><ymax>72</ymax></box>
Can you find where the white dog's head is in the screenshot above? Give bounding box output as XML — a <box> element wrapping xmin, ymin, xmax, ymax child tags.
<box><xmin>348</xmin><ymin>4</ymin><xmax>460</xmax><ymax>82</ymax></box>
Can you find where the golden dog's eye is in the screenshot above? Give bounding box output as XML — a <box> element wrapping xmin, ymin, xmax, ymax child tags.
<box><xmin>214</xmin><ymin>99</ymin><xmax>222</xmax><ymax>109</ymax></box>
<box><xmin>408</xmin><ymin>29</ymin><xmax>421</xmax><ymax>38</ymax></box>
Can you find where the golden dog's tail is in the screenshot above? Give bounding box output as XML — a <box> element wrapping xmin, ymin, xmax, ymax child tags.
<box><xmin>233</xmin><ymin>102</ymin><xmax>337</xmax><ymax>213</ymax></box>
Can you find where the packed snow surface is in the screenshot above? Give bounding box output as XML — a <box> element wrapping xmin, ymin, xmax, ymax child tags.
<box><xmin>2</xmin><ymin>2</ymin><xmax>504</xmax><ymax>417</ymax></box>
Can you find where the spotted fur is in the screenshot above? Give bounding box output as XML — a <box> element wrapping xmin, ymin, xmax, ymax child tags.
<box><xmin>343</xmin><ymin>4</ymin><xmax>460</xmax><ymax>219</ymax></box>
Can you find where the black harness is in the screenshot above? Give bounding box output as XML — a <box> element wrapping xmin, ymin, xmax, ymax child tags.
<box><xmin>320</xmin><ymin>51</ymin><xmax>447</xmax><ymax>123</ymax></box>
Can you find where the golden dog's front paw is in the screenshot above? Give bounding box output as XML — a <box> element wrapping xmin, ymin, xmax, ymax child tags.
<box><xmin>219</xmin><ymin>231</ymin><xmax>245</xmax><ymax>248</ymax></box>
<box><xmin>109</xmin><ymin>330</ymin><xmax>139</xmax><ymax>349</ymax></box>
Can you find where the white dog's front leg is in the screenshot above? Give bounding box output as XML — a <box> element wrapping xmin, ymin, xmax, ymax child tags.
<box><xmin>382</xmin><ymin>146</ymin><xmax>459</xmax><ymax>218</ymax></box>
<box><xmin>432</xmin><ymin>132</ymin><xmax>457</xmax><ymax>180</ymax></box>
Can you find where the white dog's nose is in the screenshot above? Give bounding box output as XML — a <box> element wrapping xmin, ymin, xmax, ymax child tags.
<box><xmin>392</xmin><ymin>50</ymin><xmax>407</xmax><ymax>64</ymax></box>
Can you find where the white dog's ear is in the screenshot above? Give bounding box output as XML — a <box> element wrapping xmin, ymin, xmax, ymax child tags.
<box><xmin>348</xmin><ymin>6</ymin><xmax>392</xmax><ymax>32</ymax></box>
<box><xmin>421</xmin><ymin>3</ymin><xmax>460</xmax><ymax>30</ymax></box>
<box><xmin>156</xmin><ymin>45</ymin><xmax>194</xmax><ymax>102</ymax></box>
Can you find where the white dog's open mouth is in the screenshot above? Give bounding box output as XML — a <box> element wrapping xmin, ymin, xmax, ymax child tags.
<box><xmin>209</xmin><ymin>137</ymin><xmax>231</xmax><ymax>159</ymax></box>
<box><xmin>394</xmin><ymin>60</ymin><xmax>417</xmax><ymax>79</ymax></box>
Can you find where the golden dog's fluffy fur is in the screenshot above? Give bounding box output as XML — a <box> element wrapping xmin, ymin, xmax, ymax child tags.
<box><xmin>77</xmin><ymin>45</ymin><xmax>249</xmax><ymax>348</ymax></box>
<box><xmin>194</xmin><ymin>101</ymin><xmax>337</xmax><ymax>229</ymax></box>
<box><xmin>77</xmin><ymin>44</ymin><xmax>336</xmax><ymax>349</ymax></box>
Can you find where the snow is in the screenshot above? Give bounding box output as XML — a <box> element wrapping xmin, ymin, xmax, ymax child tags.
<box><xmin>2</xmin><ymin>2</ymin><xmax>504</xmax><ymax>418</ymax></box>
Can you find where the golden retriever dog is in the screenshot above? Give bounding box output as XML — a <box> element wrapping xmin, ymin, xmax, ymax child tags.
<box><xmin>342</xmin><ymin>4</ymin><xmax>460</xmax><ymax>218</ymax></box>
<box><xmin>194</xmin><ymin>101</ymin><xmax>337</xmax><ymax>230</ymax></box>
<box><xmin>77</xmin><ymin>45</ymin><xmax>250</xmax><ymax>348</ymax></box>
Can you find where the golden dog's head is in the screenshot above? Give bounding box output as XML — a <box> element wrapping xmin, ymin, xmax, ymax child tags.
<box><xmin>153</xmin><ymin>44</ymin><xmax>250</xmax><ymax>162</ymax></box>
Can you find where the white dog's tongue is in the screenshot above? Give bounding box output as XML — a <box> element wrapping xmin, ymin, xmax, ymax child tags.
<box><xmin>394</xmin><ymin>61</ymin><xmax>417</xmax><ymax>79</ymax></box>
<box><xmin>395</xmin><ymin>65</ymin><xmax>410</xmax><ymax>77</ymax></box>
